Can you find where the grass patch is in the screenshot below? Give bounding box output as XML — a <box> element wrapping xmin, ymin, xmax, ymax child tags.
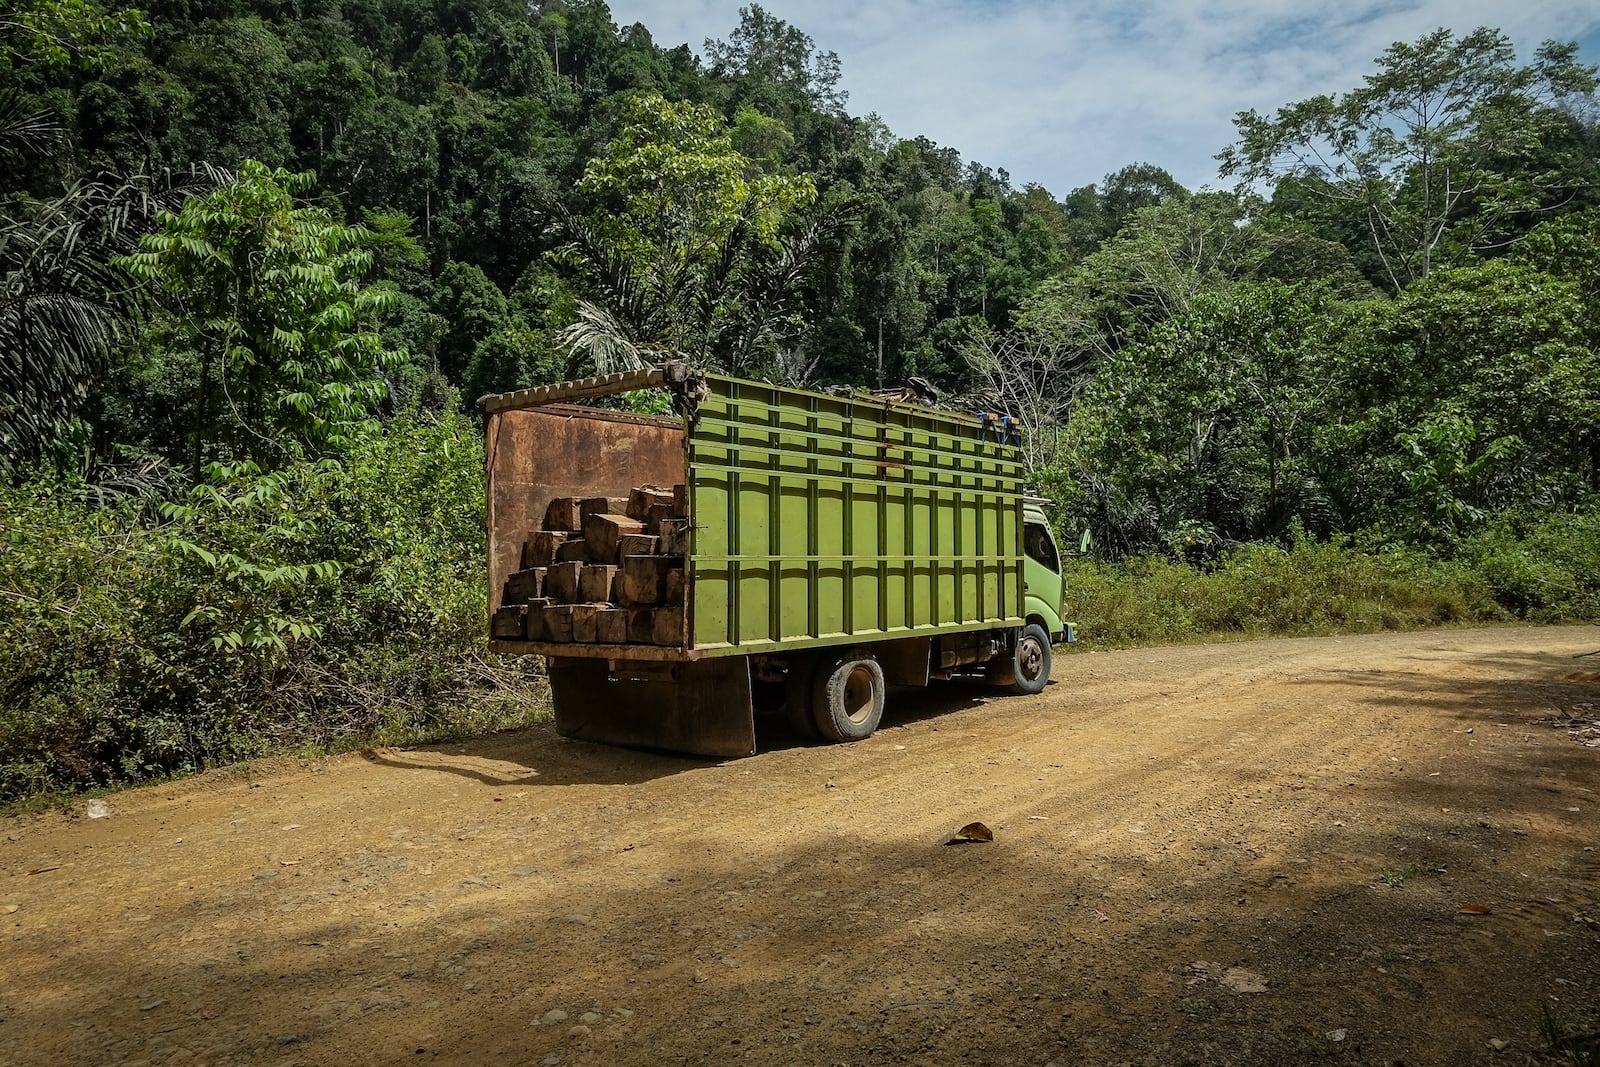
<box><xmin>1062</xmin><ymin>513</ymin><xmax>1600</xmax><ymax>650</ymax></box>
<box><xmin>1376</xmin><ymin>864</ymin><xmax>1435</xmax><ymax>888</ymax></box>
<box><xmin>5</xmin><ymin>457</ymin><xmax>1596</xmax><ymax>804</ymax></box>
<box><xmin>1539</xmin><ymin>1000</ymin><xmax>1600</xmax><ymax>1067</ymax></box>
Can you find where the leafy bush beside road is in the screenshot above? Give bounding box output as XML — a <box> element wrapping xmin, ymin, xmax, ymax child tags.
<box><xmin>1063</xmin><ymin>509</ymin><xmax>1600</xmax><ymax>648</ymax></box>
<box><xmin>0</xmin><ymin>412</ymin><xmax>542</xmax><ymax>801</ymax></box>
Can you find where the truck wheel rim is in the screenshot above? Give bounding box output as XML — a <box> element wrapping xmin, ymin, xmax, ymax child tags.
<box><xmin>843</xmin><ymin>666</ymin><xmax>876</xmax><ymax>724</ymax></box>
<box><xmin>1019</xmin><ymin>638</ymin><xmax>1045</xmax><ymax>681</ymax></box>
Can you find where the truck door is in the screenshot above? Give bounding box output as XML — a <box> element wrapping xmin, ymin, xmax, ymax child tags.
<box><xmin>1022</xmin><ymin>519</ymin><xmax>1066</xmax><ymax>640</ymax></box>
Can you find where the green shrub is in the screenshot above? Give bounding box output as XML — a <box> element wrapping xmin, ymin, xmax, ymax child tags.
<box><xmin>1059</xmin><ymin>531</ymin><xmax>1550</xmax><ymax>648</ymax></box>
<box><xmin>0</xmin><ymin>411</ymin><xmax>544</xmax><ymax>801</ymax></box>
<box><xmin>1457</xmin><ymin>510</ymin><xmax>1600</xmax><ymax>621</ymax></box>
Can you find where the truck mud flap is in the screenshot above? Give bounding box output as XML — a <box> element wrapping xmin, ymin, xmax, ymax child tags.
<box><xmin>547</xmin><ymin>656</ymin><xmax>756</xmax><ymax>759</ymax></box>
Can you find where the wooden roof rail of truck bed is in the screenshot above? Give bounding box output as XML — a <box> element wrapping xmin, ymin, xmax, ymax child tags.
<box><xmin>476</xmin><ymin>361</ymin><xmax>695</xmax><ymax>416</ymax></box>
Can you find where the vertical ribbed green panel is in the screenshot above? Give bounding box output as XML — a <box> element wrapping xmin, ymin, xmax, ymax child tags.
<box><xmin>686</xmin><ymin>375</ymin><xmax>1025</xmax><ymax>655</ymax></box>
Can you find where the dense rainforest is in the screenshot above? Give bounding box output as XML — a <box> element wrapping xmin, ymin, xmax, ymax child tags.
<box><xmin>3</xmin><ymin>0</ymin><xmax>1599</xmax><ymax>798</ymax></box>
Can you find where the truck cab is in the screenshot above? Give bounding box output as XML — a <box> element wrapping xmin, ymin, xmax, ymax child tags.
<box><xmin>1022</xmin><ymin>502</ymin><xmax>1072</xmax><ymax>644</ymax></box>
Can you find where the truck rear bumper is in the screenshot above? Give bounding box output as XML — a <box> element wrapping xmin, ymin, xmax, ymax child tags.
<box><xmin>547</xmin><ymin>655</ymin><xmax>756</xmax><ymax>759</ymax></box>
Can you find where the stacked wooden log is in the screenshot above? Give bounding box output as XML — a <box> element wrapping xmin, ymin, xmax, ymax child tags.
<box><xmin>490</xmin><ymin>483</ymin><xmax>691</xmax><ymax>647</ymax></box>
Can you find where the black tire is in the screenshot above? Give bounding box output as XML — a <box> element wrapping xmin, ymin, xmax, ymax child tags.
<box><xmin>811</xmin><ymin>654</ymin><xmax>885</xmax><ymax>742</ymax></box>
<box><xmin>783</xmin><ymin>656</ymin><xmax>820</xmax><ymax>740</ymax></box>
<box><xmin>1010</xmin><ymin>623</ymin><xmax>1053</xmax><ymax>695</ymax></box>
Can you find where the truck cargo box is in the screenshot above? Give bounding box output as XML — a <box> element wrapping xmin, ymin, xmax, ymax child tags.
<box><xmin>484</xmin><ymin>365</ymin><xmax>1026</xmax><ymax>661</ymax></box>
<box><xmin>481</xmin><ymin>363</ymin><xmax>1066</xmax><ymax>759</ymax></box>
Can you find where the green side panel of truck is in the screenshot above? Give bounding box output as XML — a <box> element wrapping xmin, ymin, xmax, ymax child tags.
<box><xmin>684</xmin><ymin>374</ymin><xmax>1027</xmax><ymax>656</ymax></box>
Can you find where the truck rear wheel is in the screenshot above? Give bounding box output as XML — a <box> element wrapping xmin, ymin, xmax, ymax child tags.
<box><xmin>1009</xmin><ymin>623</ymin><xmax>1053</xmax><ymax>695</ymax></box>
<box><xmin>812</xmin><ymin>654</ymin><xmax>885</xmax><ymax>742</ymax></box>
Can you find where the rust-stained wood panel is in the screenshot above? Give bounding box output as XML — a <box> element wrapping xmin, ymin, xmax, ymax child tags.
<box><xmin>485</xmin><ymin>404</ymin><xmax>685</xmax><ymax>618</ymax></box>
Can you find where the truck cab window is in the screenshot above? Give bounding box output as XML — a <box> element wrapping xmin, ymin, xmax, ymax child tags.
<box><xmin>1024</xmin><ymin>523</ymin><xmax>1059</xmax><ymax>572</ymax></box>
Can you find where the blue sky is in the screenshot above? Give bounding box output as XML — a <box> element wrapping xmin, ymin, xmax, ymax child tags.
<box><xmin>606</xmin><ymin>1</ymin><xmax>1600</xmax><ymax>197</ymax></box>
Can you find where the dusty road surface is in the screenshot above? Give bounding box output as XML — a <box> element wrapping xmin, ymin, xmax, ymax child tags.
<box><xmin>4</xmin><ymin>627</ymin><xmax>1600</xmax><ymax>1067</ymax></box>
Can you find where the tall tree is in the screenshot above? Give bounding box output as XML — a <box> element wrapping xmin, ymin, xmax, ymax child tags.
<box><xmin>1037</xmin><ymin>191</ymin><xmax>1257</xmax><ymax>354</ymax></box>
<box><xmin>430</xmin><ymin>261</ymin><xmax>509</xmax><ymax>383</ymax></box>
<box><xmin>1219</xmin><ymin>27</ymin><xmax>1599</xmax><ymax>292</ymax></box>
<box><xmin>0</xmin><ymin>86</ymin><xmax>219</xmax><ymax>473</ymax></box>
<box><xmin>704</xmin><ymin>4</ymin><xmax>846</xmax><ymax>114</ymax></box>
<box><xmin>1073</xmin><ymin>283</ymin><xmax>1345</xmax><ymax>547</ymax></box>
<box><xmin>119</xmin><ymin>162</ymin><xmax>404</xmax><ymax>475</ymax></box>
<box><xmin>0</xmin><ymin>174</ymin><xmax>170</xmax><ymax>473</ymax></box>
<box><xmin>1341</xmin><ymin>258</ymin><xmax>1600</xmax><ymax>515</ymax></box>
<box><xmin>961</xmin><ymin>319</ymin><xmax>1094</xmax><ymax>472</ymax></box>
<box><xmin>1099</xmin><ymin>163</ymin><xmax>1186</xmax><ymax>235</ymax></box>
<box><xmin>547</xmin><ymin>93</ymin><xmax>854</xmax><ymax>375</ymax></box>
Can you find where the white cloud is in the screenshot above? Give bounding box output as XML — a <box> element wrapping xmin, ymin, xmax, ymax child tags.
<box><xmin>608</xmin><ymin>1</ymin><xmax>1600</xmax><ymax>194</ymax></box>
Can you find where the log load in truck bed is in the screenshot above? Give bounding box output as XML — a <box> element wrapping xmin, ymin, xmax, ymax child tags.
<box><xmin>481</xmin><ymin>362</ymin><xmax>1072</xmax><ymax>758</ymax></box>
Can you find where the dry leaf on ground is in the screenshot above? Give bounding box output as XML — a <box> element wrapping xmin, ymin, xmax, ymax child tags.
<box><xmin>946</xmin><ymin>822</ymin><xmax>993</xmax><ymax>844</ymax></box>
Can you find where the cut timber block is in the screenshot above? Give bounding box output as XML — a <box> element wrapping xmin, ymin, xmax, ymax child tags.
<box><xmin>504</xmin><ymin>567</ymin><xmax>545</xmax><ymax>604</ymax></box>
<box><xmin>555</xmin><ymin>539</ymin><xmax>590</xmax><ymax>564</ymax></box>
<box><xmin>652</xmin><ymin>606</ymin><xmax>685</xmax><ymax>647</ymax></box>
<box><xmin>545</xmin><ymin>604</ymin><xmax>577</xmax><ymax>642</ymax></box>
<box><xmin>491</xmin><ymin>604</ymin><xmax>528</xmax><ymax>639</ymax></box>
<box><xmin>579</xmin><ymin>496</ymin><xmax>629</xmax><ymax>520</ymax></box>
<box><xmin>618</xmin><ymin>555</ymin><xmax>677</xmax><ymax>607</ymax></box>
<box><xmin>627</xmin><ymin>608</ymin><xmax>655</xmax><ymax>645</ymax></box>
<box><xmin>672</xmin><ymin>482</ymin><xmax>688</xmax><ymax>517</ymax></box>
<box><xmin>626</xmin><ymin>485</ymin><xmax>676</xmax><ymax>521</ymax></box>
<box><xmin>524</xmin><ymin>598</ymin><xmax>552</xmax><ymax>642</ymax></box>
<box><xmin>657</xmin><ymin>518</ymin><xmax>689</xmax><ymax>557</ymax></box>
<box><xmin>584</xmin><ymin>512</ymin><xmax>646</xmax><ymax>564</ymax></box>
<box><xmin>570</xmin><ymin>604</ymin><xmax>600</xmax><ymax>643</ymax></box>
<box><xmin>617</xmin><ymin>533</ymin><xmax>658</xmax><ymax>561</ymax></box>
<box><xmin>544</xmin><ymin>497</ymin><xmax>582</xmax><ymax>532</ymax></box>
<box><xmin>665</xmin><ymin>568</ymin><xmax>685</xmax><ymax>607</ymax></box>
<box><xmin>596</xmin><ymin>607</ymin><xmax>629</xmax><ymax>645</ymax></box>
<box><xmin>580</xmin><ymin>564</ymin><xmax>619</xmax><ymax>603</ymax></box>
<box><xmin>522</xmin><ymin>530</ymin><xmax>573</xmax><ymax>569</ymax></box>
<box><xmin>545</xmin><ymin>561</ymin><xmax>584</xmax><ymax>604</ymax></box>
<box><xmin>645</xmin><ymin>503</ymin><xmax>674</xmax><ymax>534</ymax></box>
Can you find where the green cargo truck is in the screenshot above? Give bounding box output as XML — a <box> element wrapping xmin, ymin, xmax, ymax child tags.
<box><xmin>482</xmin><ymin>362</ymin><xmax>1072</xmax><ymax>758</ymax></box>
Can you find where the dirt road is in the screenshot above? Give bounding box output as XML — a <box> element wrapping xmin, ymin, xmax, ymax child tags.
<box><xmin>3</xmin><ymin>627</ymin><xmax>1599</xmax><ymax>1066</ymax></box>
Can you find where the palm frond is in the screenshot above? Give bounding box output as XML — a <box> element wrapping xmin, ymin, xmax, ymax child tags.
<box><xmin>557</xmin><ymin>301</ymin><xmax>655</xmax><ymax>377</ymax></box>
<box><xmin>0</xmin><ymin>89</ymin><xmax>59</xmax><ymax>163</ymax></box>
<box><xmin>2</xmin><ymin>165</ymin><xmax>228</xmax><ymax>474</ymax></box>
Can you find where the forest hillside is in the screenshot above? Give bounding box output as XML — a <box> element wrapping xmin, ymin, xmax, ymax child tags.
<box><xmin>3</xmin><ymin>1</ymin><xmax>1599</xmax><ymax>797</ymax></box>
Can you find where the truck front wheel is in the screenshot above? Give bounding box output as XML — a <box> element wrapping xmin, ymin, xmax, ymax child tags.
<box><xmin>813</xmin><ymin>655</ymin><xmax>885</xmax><ymax>742</ymax></box>
<box><xmin>1009</xmin><ymin>623</ymin><xmax>1053</xmax><ymax>695</ymax></box>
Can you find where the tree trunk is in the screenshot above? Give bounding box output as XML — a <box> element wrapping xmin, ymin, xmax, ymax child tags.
<box><xmin>876</xmin><ymin>316</ymin><xmax>884</xmax><ymax>389</ymax></box>
<box><xmin>192</xmin><ymin>343</ymin><xmax>212</xmax><ymax>482</ymax></box>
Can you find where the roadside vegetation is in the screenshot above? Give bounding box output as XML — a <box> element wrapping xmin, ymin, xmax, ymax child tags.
<box><xmin>0</xmin><ymin>412</ymin><xmax>546</xmax><ymax>801</ymax></box>
<box><xmin>3</xmin><ymin>3</ymin><xmax>1598</xmax><ymax>799</ymax></box>
<box><xmin>1064</xmin><ymin>509</ymin><xmax>1600</xmax><ymax>648</ymax></box>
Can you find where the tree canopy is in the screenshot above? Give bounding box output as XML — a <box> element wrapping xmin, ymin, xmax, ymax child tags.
<box><xmin>0</xmin><ymin>4</ymin><xmax>1595</xmax><ymax>558</ymax></box>
<box><xmin>1219</xmin><ymin>27</ymin><xmax>1599</xmax><ymax>291</ymax></box>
